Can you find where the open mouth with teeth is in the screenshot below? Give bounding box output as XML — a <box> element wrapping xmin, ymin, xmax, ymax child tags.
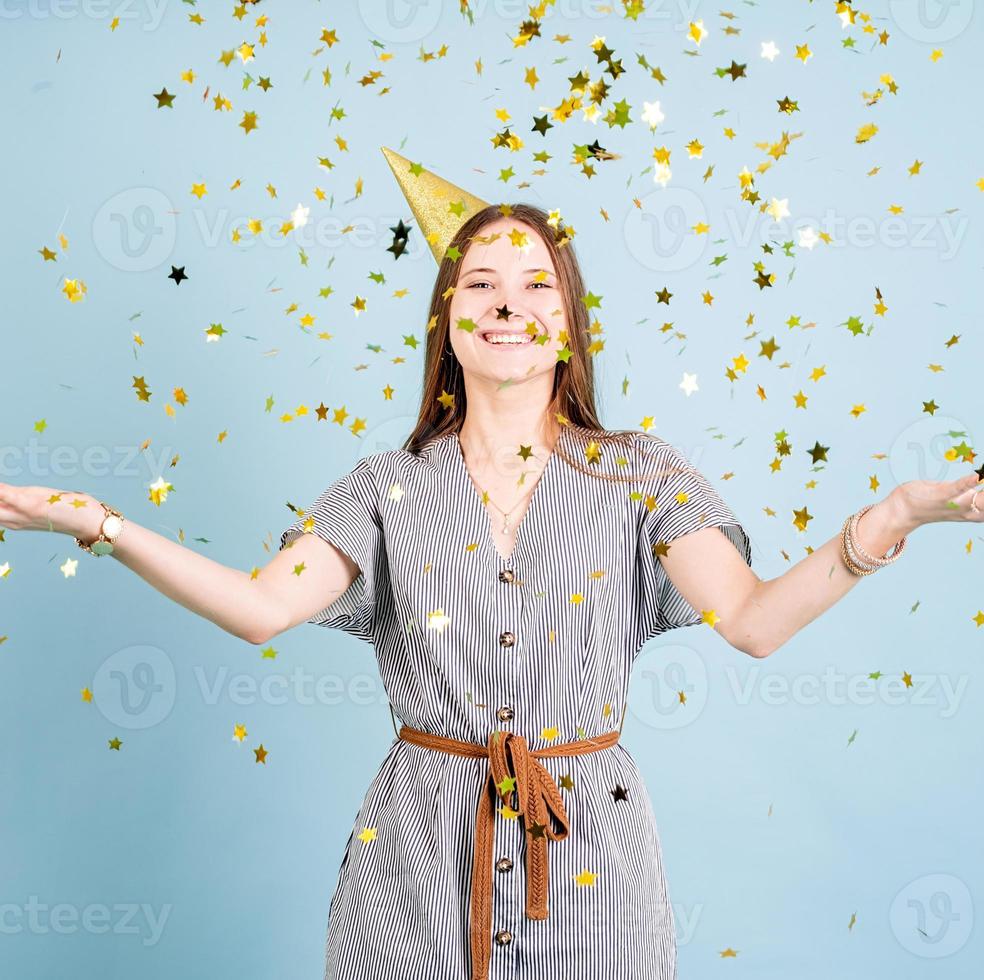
<box><xmin>479</xmin><ymin>330</ymin><xmax>536</xmax><ymax>347</ymax></box>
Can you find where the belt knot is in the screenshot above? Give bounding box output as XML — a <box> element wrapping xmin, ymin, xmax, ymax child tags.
<box><xmin>397</xmin><ymin>724</ymin><xmax>620</xmax><ymax>980</ymax></box>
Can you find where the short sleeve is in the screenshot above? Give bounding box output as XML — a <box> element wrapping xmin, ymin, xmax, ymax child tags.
<box><xmin>278</xmin><ymin>456</ymin><xmax>386</xmax><ymax>643</ymax></box>
<box><xmin>634</xmin><ymin>434</ymin><xmax>752</xmax><ymax>645</ymax></box>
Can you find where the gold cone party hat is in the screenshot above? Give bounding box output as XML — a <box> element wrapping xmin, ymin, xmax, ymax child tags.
<box><xmin>381</xmin><ymin>146</ymin><xmax>491</xmax><ymax>264</ymax></box>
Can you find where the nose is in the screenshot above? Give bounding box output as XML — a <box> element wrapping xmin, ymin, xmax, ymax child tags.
<box><xmin>489</xmin><ymin>290</ymin><xmax>536</xmax><ymax>324</ymax></box>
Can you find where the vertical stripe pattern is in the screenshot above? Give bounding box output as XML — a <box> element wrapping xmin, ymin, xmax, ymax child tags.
<box><xmin>279</xmin><ymin>426</ymin><xmax>753</xmax><ymax>980</ymax></box>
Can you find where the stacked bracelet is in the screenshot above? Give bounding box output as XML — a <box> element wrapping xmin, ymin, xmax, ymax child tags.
<box><xmin>840</xmin><ymin>504</ymin><xmax>907</xmax><ymax>577</ymax></box>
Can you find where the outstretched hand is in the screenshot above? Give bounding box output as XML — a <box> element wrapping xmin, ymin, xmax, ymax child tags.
<box><xmin>0</xmin><ymin>482</ymin><xmax>94</xmax><ymax>536</ymax></box>
<box><xmin>896</xmin><ymin>471</ymin><xmax>984</xmax><ymax>529</ymax></box>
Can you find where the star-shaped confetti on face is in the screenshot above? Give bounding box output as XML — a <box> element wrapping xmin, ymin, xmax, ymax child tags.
<box><xmin>495</xmin><ymin>304</ymin><xmax>515</xmax><ymax>320</ymax></box>
<box><xmin>168</xmin><ymin>265</ymin><xmax>187</xmax><ymax>285</ymax></box>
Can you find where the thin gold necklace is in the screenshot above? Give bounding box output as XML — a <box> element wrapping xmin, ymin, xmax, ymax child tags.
<box><xmin>480</xmin><ymin>483</ymin><xmax>537</xmax><ymax>536</ymax></box>
<box><xmin>460</xmin><ymin>446</ymin><xmax>546</xmax><ymax>535</ymax></box>
<box><xmin>458</xmin><ymin>433</ymin><xmax>556</xmax><ymax>534</ymax></box>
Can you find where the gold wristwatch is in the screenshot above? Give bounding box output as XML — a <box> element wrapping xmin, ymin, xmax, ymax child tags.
<box><xmin>76</xmin><ymin>501</ymin><xmax>125</xmax><ymax>557</ymax></box>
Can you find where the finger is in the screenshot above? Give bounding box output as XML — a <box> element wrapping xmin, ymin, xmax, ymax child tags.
<box><xmin>949</xmin><ymin>472</ymin><xmax>981</xmax><ymax>496</ymax></box>
<box><xmin>949</xmin><ymin>479</ymin><xmax>984</xmax><ymax>508</ymax></box>
<box><xmin>944</xmin><ymin>477</ymin><xmax>974</xmax><ymax>505</ymax></box>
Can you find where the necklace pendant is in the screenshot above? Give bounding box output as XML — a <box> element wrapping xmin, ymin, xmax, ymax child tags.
<box><xmin>502</xmin><ymin>515</ymin><xmax>510</xmax><ymax>534</ymax></box>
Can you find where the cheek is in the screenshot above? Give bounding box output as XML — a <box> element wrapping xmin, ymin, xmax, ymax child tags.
<box><xmin>449</xmin><ymin>290</ymin><xmax>490</xmax><ymax>322</ymax></box>
<box><xmin>541</xmin><ymin>306</ymin><xmax>568</xmax><ymax>339</ymax></box>
<box><xmin>447</xmin><ymin>297</ymin><xmax>476</xmax><ymax>339</ymax></box>
<box><xmin>525</xmin><ymin>293</ymin><xmax>565</xmax><ymax>328</ymax></box>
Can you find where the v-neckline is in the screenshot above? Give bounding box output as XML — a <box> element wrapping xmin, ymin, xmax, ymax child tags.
<box><xmin>448</xmin><ymin>426</ymin><xmax>565</xmax><ymax>566</ymax></box>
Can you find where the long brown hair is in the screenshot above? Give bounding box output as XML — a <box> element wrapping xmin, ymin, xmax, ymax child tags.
<box><xmin>401</xmin><ymin>202</ymin><xmax>687</xmax><ymax>486</ymax></box>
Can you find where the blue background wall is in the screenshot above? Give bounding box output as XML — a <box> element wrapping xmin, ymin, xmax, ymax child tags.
<box><xmin>1</xmin><ymin>1</ymin><xmax>981</xmax><ymax>977</ymax></box>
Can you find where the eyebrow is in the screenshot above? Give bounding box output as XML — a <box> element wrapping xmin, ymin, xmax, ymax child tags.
<box><xmin>462</xmin><ymin>267</ymin><xmax>556</xmax><ymax>275</ymax></box>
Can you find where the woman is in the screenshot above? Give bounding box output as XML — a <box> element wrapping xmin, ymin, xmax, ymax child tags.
<box><xmin>2</xmin><ymin>201</ymin><xmax>981</xmax><ymax>980</ymax></box>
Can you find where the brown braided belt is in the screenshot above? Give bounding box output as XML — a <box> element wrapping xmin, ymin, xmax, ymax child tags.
<box><xmin>397</xmin><ymin>723</ymin><xmax>622</xmax><ymax>980</ymax></box>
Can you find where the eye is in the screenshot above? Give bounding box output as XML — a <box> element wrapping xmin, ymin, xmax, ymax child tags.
<box><xmin>466</xmin><ymin>279</ymin><xmax>551</xmax><ymax>289</ymax></box>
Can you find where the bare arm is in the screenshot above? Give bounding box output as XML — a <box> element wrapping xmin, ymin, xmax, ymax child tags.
<box><xmin>657</xmin><ymin>472</ymin><xmax>983</xmax><ymax>659</ymax></box>
<box><xmin>0</xmin><ymin>483</ymin><xmax>360</xmax><ymax>645</ymax></box>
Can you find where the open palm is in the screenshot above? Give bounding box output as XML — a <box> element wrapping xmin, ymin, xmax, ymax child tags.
<box><xmin>897</xmin><ymin>471</ymin><xmax>984</xmax><ymax>527</ymax></box>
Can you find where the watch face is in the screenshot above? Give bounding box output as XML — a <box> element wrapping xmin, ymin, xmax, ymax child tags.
<box><xmin>102</xmin><ymin>515</ymin><xmax>123</xmax><ymax>538</ymax></box>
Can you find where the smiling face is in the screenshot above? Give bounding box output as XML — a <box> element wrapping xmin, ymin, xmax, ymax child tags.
<box><xmin>446</xmin><ymin>217</ymin><xmax>568</xmax><ymax>385</ymax></box>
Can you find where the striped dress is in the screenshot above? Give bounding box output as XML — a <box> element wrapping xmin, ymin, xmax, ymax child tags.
<box><xmin>279</xmin><ymin>424</ymin><xmax>752</xmax><ymax>980</ymax></box>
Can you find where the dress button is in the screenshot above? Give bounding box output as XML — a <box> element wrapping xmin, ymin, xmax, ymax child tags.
<box><xmin>498</xmin><ymin>568</ymin><xmax>515</xmax><ymax>584</ymax></box>
<box><xmin>499</xmin><ymin>631</ymin><xmax>515</xmax><ymax>648</ymax></box>
<box><xmin>496</xmin><ymin>705</ymin><xmax>514</xmax><ymax>722</ymax></box>
<box><xmin>494</xmin><ymin>929</ymin><xmax>513</xmax><ymax>946</ymax></box>
<box><xmin>495</xmin><ymin>857</ymin><xmax>514</xmax><ymax>873</ymax></box>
